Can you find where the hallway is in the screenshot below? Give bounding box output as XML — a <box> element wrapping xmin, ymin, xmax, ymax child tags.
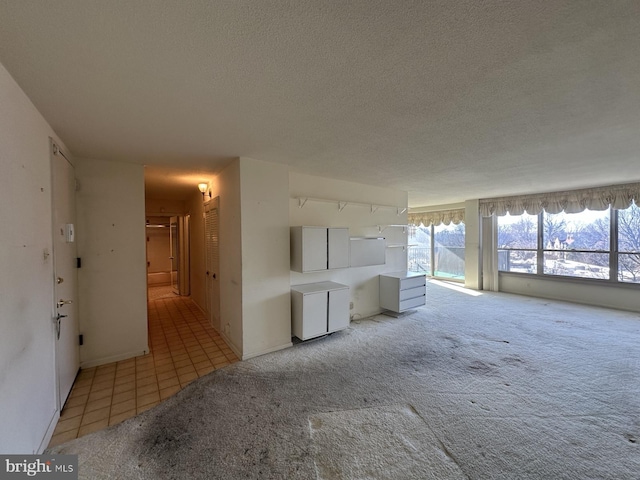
<box><xmin>48</xmin><ymin>295</ymin><xmax>239</xmax><ymax>447</ymax></box>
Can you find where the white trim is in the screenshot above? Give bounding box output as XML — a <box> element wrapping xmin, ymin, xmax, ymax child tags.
<box><xmin>220</xmin><ymin>331</ymin><xmax>242</xmax><ymax>359</ymax></box>
<box><xmin>80</xmin><ymin>348</ymin><xmax>149</xmax><ymax>369</ymax></box>
<box><xmin>38</xmin><ymin>410</ymin><xmax>60</xmax><ymax>454</ymax></box>
<box><xmin>241</xmin><ymin>341</ymin><xmax>293</xmax><ymax>360</ymax></box>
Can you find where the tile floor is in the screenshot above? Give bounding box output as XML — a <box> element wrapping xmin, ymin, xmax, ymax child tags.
<box><xmin>48</xmin><ymin>293</ymin><xmax>239</xmax><ymax>447</ymax></box>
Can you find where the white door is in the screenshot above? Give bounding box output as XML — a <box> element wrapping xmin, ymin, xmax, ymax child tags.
<box><xmin>302</xmin><ymin>292</ymin><xmax>328</xmax><ymax>339</ymax></box>
<box><xmin>328</xmin><ymin>228</ymin><xmax>350</xmax><ymax>269</ymax></box>
<box><xmin>51</xmin><ymin>140</ymin><xmax>80</xmax><ymax>408</ymax></box>
<box><xmin>170</xmin><ymin>216</ymin><xmax>179</xmax><ymax>294</ymax></box>
<box><xmin>303</xmin><ymin>227</ymin><xmax>328</xmax><ymax>271</ymax></box>
<box><xmin>205</xmin><ymin>198</ymin><xmax>220</xmax><ymax>331</ymax></box>
<box><xmin>328</xmin><ymin>288</ymin><xmax>350</xmax><ymax>332</ymax></box>
<box><xmin>178</xmin><ymin>215</ymin><xmax>190</xmax><ymax>296</ymax></box>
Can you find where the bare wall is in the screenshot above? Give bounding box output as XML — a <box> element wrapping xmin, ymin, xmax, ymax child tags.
<box><xmin>187</xmin><ymin>187</ymin><xmax>207</xmax><ymax>314</ymax></box>
<box><xmin>240</xmin><ymin>158</ymin><xmax>292</xmax><ymax>359</ymax></box>
<box><xmin>75</xmin><ymin>157</ymin><xmax>148</xmax><ymax>367</ymax></box>
<box><xmin>0</xmin><ymin>62</ymin><xmax>64</xmax><ymax>453</ymax></box>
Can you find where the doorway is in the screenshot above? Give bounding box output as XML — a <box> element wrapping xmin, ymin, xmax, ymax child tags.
<box><xmin>50</xmin><ymin>139</ymin><xmax>80</xmax><ymax>409</ymax></box>
<box><xmin>146</xmin><ymin>215</ymin><xmax>190</xmax><ymax>299</ymax></box>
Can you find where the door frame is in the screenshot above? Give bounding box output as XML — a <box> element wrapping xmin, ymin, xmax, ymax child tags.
<box><xmin>50</xmin><ymin>138</ymin><xmax>80</xmax><ymax>410</ymax></box>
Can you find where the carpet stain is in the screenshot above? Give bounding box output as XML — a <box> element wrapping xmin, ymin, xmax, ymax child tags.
<box><xmin>501</xmin><ymin>355</ymin><xmax>525</xmax><ymax>366</ymax></box>
<box><xmin>467</xmin><ymin>360</ymin><xmax>499</xmax><ymax>375</ymax></box>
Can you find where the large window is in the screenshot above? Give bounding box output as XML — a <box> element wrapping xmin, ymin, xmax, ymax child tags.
<box><xmin>498</xmin><ymin>202</ymin><xmax>640</xmax><ymax>284</ymax></box>
<box><xmin>618</xmin><ymin>202</ymin><xmax>640</xmax><ymax>283</ymax></box>
<box><xmin>409</xmin><ymin>222</ymin><xmax>465</xmax><ymax>280</ymax></box>
<box><xmin>497</xmin><ymin>213</ymin><xmax>537</xmax><ymax>274</ymax></box>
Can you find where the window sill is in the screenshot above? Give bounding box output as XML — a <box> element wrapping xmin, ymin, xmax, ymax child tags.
<box><xmin>498</xmin><ymin>271</ymin><xmax>640</xmax><ymax>290</ymax></box>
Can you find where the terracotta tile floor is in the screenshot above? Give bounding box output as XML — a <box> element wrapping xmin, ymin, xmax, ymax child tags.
<box><xmin>48</xmin><ymin>294</ymin><xmax>239</xmax><ymax>448</ymax></box>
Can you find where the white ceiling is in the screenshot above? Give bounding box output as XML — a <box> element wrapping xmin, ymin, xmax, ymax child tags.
<box><xmin>1</xmin><ymin>1</ymin><xmax>639</xmax><ymax>207</ymax></box>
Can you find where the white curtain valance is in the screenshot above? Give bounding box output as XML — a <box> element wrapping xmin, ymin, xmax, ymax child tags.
<box><xmin>479</xmin><ymin>182</ymin><xmax>640</xmax><ymax>217</ymax></box>
<box><xmin>408</xmin><ymin>208</ymin><xmax>465</xmax><ymax>227</ymax></box>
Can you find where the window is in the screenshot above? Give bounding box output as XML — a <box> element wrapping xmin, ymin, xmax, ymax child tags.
<box><xmin>498</xmin><ymin>213</ymin><xmax>537</xmax><ymax>274</ymax></box>
<box><xmin>409</xmin><ymin>222</ymin><xmax>465</xmax><ymax>280</ymax></box>
<box><xmin>497</xmin><ymin>202</ymin><xmax>640</xmax><ymax>284</ymax></box>
<box><xmin>408</xmin><ymin>225</ymin><xmax>431</xmax><ymax>274</ymax></box>
<box><xmin>618</xmin><ymin>202</ymin><xmax>640</xmax><ymax>283</ymax></box>
<box><xmin>543</xmin><ymin>209</ymin><xmax>609</xmax><ymax>279</ymax></box>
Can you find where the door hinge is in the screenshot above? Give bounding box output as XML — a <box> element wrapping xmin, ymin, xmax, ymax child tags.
<box><xmin>76</xmin><ymin>257</ymin><xmax>82</xmax><ymax>268</ymax></box>
<box><xmin>78</xmin><ymin>334</ymin><xmax>84</xmax><ymax>346</ymax></box>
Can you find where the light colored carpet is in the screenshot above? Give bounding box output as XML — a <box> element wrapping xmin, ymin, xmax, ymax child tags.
<box><xmin>48</xmin><ymin>282</ymin><xmax>640</xmax><ymax>479</ymax></box>
<box><xmin>309</xmin><ymin>404</ymin><xmax>467</xmax><ymax>479</ymax></box>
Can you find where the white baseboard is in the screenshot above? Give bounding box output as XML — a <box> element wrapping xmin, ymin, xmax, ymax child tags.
<box><xmin>80</xmin><ymin>348</ymin><xmax>149</xmax><ymax>369</ymax></box>
<box><xmin>220</xmin><ymin>331</ymin><xmax>242</xmax><ymax>359</ymax></box>
<box><xmin>242</xmin><ymin>341</ymin><xmax>293</xmax><ymax>360</ymax></box>
<box><xmin>38</xmin><ymin>409</ymin><xmax>60</xmax><ymax>453</ymax></box>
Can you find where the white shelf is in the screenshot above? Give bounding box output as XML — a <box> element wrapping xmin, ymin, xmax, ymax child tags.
<box><xmin>294</xmin><ymin>196</ymin><xmax>406</xmax><ymax>215</ymax></box>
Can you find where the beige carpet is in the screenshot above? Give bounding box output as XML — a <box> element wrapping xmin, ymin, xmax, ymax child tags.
<box><xmin>48</xmin><ymin>282</ymin><xmax>640</xmax><ymax>479</ymax></box>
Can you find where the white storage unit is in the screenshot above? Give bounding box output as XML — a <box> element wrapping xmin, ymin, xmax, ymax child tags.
<box><xmin>290</xmin><ymin>226</ymin><xmax>349</xmax><ymax>272</ymax></box>
<box><xmin>349</xmin><ymin>237</ymin><xmax>386</xmax><ymax>267</ymax></box>
<box><xmin>379</xmin><ymin>272</ymin><xmax>426</xmax><ymax>314</ymax></box>
<box><xmin>291</xmin><ymin>281</ymin><xmax>350</xmax><ymax>340</ymax></box>
<box><xmin>328</xmin><ymin>228</ymin><xmax>350</xmax><ymax>269</ymax></box>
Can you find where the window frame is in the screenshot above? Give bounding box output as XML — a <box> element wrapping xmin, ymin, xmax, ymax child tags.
<box><xmin>498</xmin><ymin>206</ymin><xmax>640</xmax><ymax>286</ymax></box>
<box><xmin>408</xmin><ymin>222</ymin><xmax>466</xmax><ymax>282</ymax></box>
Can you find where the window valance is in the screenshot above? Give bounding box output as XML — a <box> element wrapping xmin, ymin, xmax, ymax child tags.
<box><xmin>408</xmin><ymin>208</ymin><xmax>465</xmax><ymax>226</ymax></box>
<box><xmin>479</xmin><ymin>182</ymin><xmax>640</xmax><ymax>217</ymax></box>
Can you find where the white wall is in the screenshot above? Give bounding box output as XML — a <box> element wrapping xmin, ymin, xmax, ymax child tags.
<box><xmin>145</xmin><ymin>198</ymin><xmax>185</xmax><ymax>216</ymax></box>
<box><xmin>75</xmin><ymin>157</ymin><xmax>148</xmax><ymax>367</ymax></box>
<box><xmin>290</xmin><ymin>173</ymin><xmax>409</xmax><ymax>320</ymax></box>
<box><xmin>146</xmin><ymin>227</ymin><xmax>171</xmax><ymax>274</ymax></box>
<box><xmin>186</xmin><ymin>189</ymin><xmax>207</xmax><ymax>315</ymax></box>
<box><xmin>464</xmin><ymin>199</ymin><xmax>482</xmax><ymax>289</ymax></box>
<box><xmin>499</xmin><ymin>273</ymin><xmax>640</xmax><ymax>312</ymax></box>
<box><xmin>0</xmin><ymin>63</ymin><xmax>63</xmax><ymax>453</ymax></box>
<box><xmin>240</xmin><ymin>158</ymin><xmax>292</xmax><ymax>359</ymax></box>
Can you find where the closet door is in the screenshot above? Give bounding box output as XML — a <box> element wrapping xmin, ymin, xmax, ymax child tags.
<box><xmin>170</xmin><ymin>216</ymin><xmax>179</xmax><ymax>294</ymax></box>
<box><xmin>205</xmin><ymin>198</ymin><xmax>220</xmax><ymax>331</ymax></box>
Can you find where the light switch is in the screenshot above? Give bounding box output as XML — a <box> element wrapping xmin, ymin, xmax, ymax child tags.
<box><xmin>65</xmin><ymin>224</ymin><xmax>75</xmax><ymax>243</ymax></box>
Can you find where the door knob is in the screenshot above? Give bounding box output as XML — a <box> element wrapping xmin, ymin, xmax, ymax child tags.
<box><xmin>57</xmin><ymin>299</ymin><xmax>73</xmax><ymax>308</ymax></box>
<box><xmin>56</xmin><ymin>277</ymin><xmax>64</xmax><ymax>284</ymax></box>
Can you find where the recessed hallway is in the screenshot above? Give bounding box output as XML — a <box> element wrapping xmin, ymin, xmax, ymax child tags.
<box><xmin>48</xmin><ymin>295</ymin><xmax>239</xmax><ymax>447</ymax></box>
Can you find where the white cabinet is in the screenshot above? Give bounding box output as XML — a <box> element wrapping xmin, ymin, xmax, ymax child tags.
<box><xmin>379</xmin><ymin>272</ymin><xmax>426</xmax><ymax>314</ymax></box>
<box><xmin>290</xmin><ymin>226</ymin><xmax>349</xmax><ymax>272</ymax></box>
<box><xmin>291</xmin><ymin>281</ymin><xmax>350</xmax><ymax>340</ymax></box>
<box><xmin>328</xmin><ymin>228</ymin><xmax>350</xmax><ymax>269</ymax></box>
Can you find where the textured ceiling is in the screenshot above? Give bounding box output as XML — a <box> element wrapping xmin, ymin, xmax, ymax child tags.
<box><xmin>1</xmin><ymin>1</ymin><xmax>639</xmax><ymax>207</ymax></box>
